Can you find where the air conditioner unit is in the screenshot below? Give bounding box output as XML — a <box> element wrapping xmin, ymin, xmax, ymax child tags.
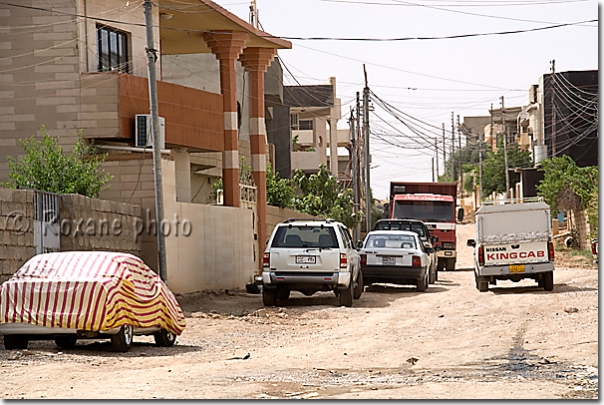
<box><xmin>134</xmin><ymin>114</ymin><xmax>165</xmax><ymax>149</ymax></box>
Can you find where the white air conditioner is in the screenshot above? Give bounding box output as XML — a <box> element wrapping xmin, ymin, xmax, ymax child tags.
<box><xmin>134</xmin><ymin>114</ymin><xmax>165</xmax><ymax>149</ymax></box>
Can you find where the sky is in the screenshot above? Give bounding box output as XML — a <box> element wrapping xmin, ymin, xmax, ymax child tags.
<box><xmin>220</xmin><ymin>0</ymin><xmax>598</xmax><ymax>200</ymax></box>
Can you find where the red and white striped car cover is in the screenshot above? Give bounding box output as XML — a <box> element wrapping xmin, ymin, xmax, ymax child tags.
<box><xmin>0</xmin><ymin>251</ymin><xmax>186</xmax><ymax>335</ymax></box>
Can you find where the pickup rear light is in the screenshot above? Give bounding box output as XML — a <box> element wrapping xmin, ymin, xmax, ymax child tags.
<box><xmin>360</xmin><ymin>254</ymin><xmax>367</xmax><ymax>265</ymax></box>
<box><xmin>548</xmin><ymin>241</ymin><xmax>554</xmax><ymax>261</ymax></box>
<box><xmin>592</xmin><ymin>240</ymin><xmax>598</xmax><ymax>255</ymax></box>
<box><xmin>340</xmin><ymin>253</ymin><xmax>348</xmax><ymax>269</ymax></box>
<box><xmin>412</xmin><ymin>255</ymin><xmax>421</xmax><ymax>267</ymax></box>
<box><xmin>478</xmin><ymin>245</ymin><xmax>485</xmax><ymax>266</ymax></box>
<box><xmin>263</xmin><ymin>252</ymin><xmax>270</xmax><ymax>268</ymax></box>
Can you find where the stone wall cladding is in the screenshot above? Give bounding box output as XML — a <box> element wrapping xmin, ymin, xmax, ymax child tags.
<box><xmin>0</xmin><ymin>188</ymin><xmax>142</xmax><ymax>284</ymax></box>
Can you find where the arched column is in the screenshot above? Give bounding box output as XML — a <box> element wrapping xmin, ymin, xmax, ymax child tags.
<box><xmin>240</xmin><ymin>47</ymin><xmax>275</xmax><ymax>272</ymax></box>
<box><xmin>203</xmin><ymin>31</ymin><xmax>249</xmax><ymax>207</ymax></box>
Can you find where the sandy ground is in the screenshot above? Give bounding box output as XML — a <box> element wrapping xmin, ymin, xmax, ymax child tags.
<box><xmin>0</xmin><ymin>223</ymin><xmax>598</xmax><ymax>399</ymax></box>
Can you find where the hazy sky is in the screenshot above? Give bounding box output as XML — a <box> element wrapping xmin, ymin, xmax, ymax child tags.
<box><xmin>222</xmin><ymin>0</ymin><xmax>598</xmax><ymax>200</ymax></box>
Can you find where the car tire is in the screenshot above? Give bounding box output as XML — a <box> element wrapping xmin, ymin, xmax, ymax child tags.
<box><xmin>3</xmin><ymin>335</ymin><xmax>28</xmax><ymax>350</ymax></box>
<box><xmin>339</xmin><ymin>280</ymin><xmax>353</xmax><ymax>307</ymax></box>
<box><xmin>111</xmin><ymin>324</ymin><xmax>134</xmax><ymax>353</ymax></box>
<box><xmin>446</xmin><ymin>258</ymin><xmax>456</xmax><ymax>271</ymax></box>
<box><xmin>262</xmin><ymin>288</ymin><xmax>277</xmax><ymax>306</ymax></box>
<box><xmin>353</xmin><ymin>271</ymin><xmax>363</xmax><ymax>300</ymax></box>
<box><xmin>434</xmin><ymin>268</ymin><xmax>439</xmax><ymax>282</ymax></box>
<box><xmin>154</xmin><ymin>329</ymin><xmax>177</xmax><ymax>347</ymax></box>
<box><xmin>55</xmin><ymin>336</ymin><xmax>77</xmax><ymax>349</ymax></box>
<box><xmin>543</xmin><ymin>271</ymin><xmax>554</xmax><ymax>291</ymax></box>
<box><xmin>416</xmin><ymin>271</ymin><xmax>428</xmax><ymax>292</ymax></box>
<box><xmin>277</xmin><ymin>288</ymin><xmax>290</xmax><ymax>301</ymax></box>
<box><xmin>428</xmin><ymin>265</ymin><xmax>435</xmax><ymax>284</ymax></box>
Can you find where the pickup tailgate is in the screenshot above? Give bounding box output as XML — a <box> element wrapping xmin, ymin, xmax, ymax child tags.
<box><xmin>483</xmin><ymin>241</ymin><xmax>549</xmax><ymax>266</ymax></box>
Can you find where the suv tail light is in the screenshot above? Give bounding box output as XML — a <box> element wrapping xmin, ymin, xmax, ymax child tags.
<box><xmin>340</xmin><ymin>253</ymin><xmax>348</xmax><ymax>269</ymax></box>
<box><xmin>360</xmin><ymin>254</ymin><xmax>367</xmax><ymax>265</ymax></box>
<box><xmin>263</xmin><ymin>252</ymin><xmax>270</xmax><ymax>268</ymax></box>
<box><xmin>478</xmin><ymin>245</ymin><xmax>484</xmax><ymax>266</ymax></box>
<box><xmin>412</xmin><ymin>255</ymin><xmax>421</xmax><ymax>267</ymax></box>
<box><xmin>548</xmin><ymin>241</ymin><xmax>555</xmax><ymax>261</ymax></box>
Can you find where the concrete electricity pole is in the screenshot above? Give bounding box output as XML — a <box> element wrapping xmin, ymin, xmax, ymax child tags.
<box><xmin>143</xmin><ymin>0</ymin><xmax>167</xmax><ymax>283</ymax></box>
<box><xmin>356</xmin><ymin>92</ymin><xmax>362</xmax><ymax>238</ymax></box>
<box><xmin>434</xmin><ymin>137</ymin><xmax>439</xmax><ymax>180</ymax></box>
<box><xmin>442</xmin><ymin>123</ymin><xmax>446</xmax><ymax>178</ymax></box>
<box><xmin>501</xmin><ymin>96</ymin><xmax>510</xmax><ymax>199</ymax></box>
<box><xmin>457</xmin><ymin>114</ymin><xmax>463</xmax><ymax>198</ymax></box>
<box><xmin>479</xmin><ymin>126</ymin><xmax>483</xmax><ymax>202</ymax></box>
<box><xmin>451</xmin><ymin>112</ymin><xmax>455</xmax><ymax>181</ymax></box>
<box><xmin>349</xmin><ymin>107</ymin><xmax>359</xmax><ymax>240</ymax></box>
<box><xmin>551</xmin><ymin>59</ymin><xmax>557</xmax><ymax>159</ymax></box>
<box><xmin>363</xmin><ymin>65</ymin><xmax>371</xmax><ymax>232</ymax></box>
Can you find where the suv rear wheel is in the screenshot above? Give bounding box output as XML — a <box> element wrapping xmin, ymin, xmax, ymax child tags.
<box><xmin>263</xmin><ymin>288</ymin><xmax>277</xmax><ymax>306</ymax></box>
<box><xmin>339</xmin><ymin>280</ymin><xmax>353</xmax><ymax>307</ymax></box>
<box><xmin>353</xmin><ymin>271</ymin><xmax>363</xmax><ymax>300</ymax></box>
<box><xmin>277</xmin><ymin>287</ymin><xmax>290</xmax><ymax>301</ymax></box>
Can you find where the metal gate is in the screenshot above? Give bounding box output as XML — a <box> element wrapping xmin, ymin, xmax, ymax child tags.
<box><xmin>33</xmin><ymin>190</ymin><xmax>60</xmax><ymax>254</ymax></box>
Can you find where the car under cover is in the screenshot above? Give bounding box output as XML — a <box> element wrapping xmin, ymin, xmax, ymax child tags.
<box><xmin>0</xmin><ymin>251</ymin><xmax>186</xmax><ymax>336</ymax></box>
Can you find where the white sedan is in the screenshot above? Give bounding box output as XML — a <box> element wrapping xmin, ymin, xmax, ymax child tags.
<box><xmin>360</xmin><ymin>230</ymin><xmax>430</xmax><ymax>291</ymax></box>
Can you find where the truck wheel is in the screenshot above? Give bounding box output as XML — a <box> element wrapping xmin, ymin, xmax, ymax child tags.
<box><xmin>478</xmin><ymin>280</ymin><xmax>488</xmax><ymax>292</ymax></box>
<box><xmin>263</xmin><ymin>288</ymin><xmax>277</xmax><ymax>306</ymax></box>
<box><xmin>446</xmin><ymin>258</ymin><xmax>456</xmax><ymax>271</ymax></box>
<box><xmin>437</xmin><ymin>259</ymin><xmax>445</xmax><ymax>271</ymax></box>
<box><xmin>543</xmin><ymin>271</ymin><xmax>554</xmax><ymax>291</ymax></box>
<box><xmin>353</xmin><ymin>271</ymin><xmax>363</xmax><ymax>300</ymax></box>
<box><xmin>277</xmin><ymin>287</ymin><xmax>290</xmax><ymax>301</ymax></box>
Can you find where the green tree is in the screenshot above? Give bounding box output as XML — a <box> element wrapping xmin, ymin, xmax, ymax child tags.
<box><xmin>481</xmin><ymin>140</ymin><xmax>532</xmax><ymax>196</ymax></box>
<box><xmin>536</xmin><ymin>155</ymin><xmax>598</xmax><ymax>237</ymax></box>
<box><xmin>266</xmin><ymin>162</ymin><xmax>295</xmax><ymax>208</ymax></box>
<box><xmin>292</xmin><ymin>164</ymin><xmax>361</xmax><ymax>229</ymax></box>
<box><xmin>4</xmin><ymin>127</ymin><xmax>112</xmax><ymax>198</ymax></box>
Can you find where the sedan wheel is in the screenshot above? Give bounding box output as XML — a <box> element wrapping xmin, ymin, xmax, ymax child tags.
<box><xmin>111</xmin><ymin>324</ymin><xmax>134</xmax><ymax>352</ymax></box>
<box><xmin>353</xmin><ymin>271</ymin><xmax>363</xmax><ymax>300</ymax></box>
<box><xmin>3</xmin><ymin>335</ymin><xmax>28</xmax><ymax>350</ymax></box>
<box><xmin>416</xmin><ymin>271</ymin><xmax>428</xmax><ymax>292</ymax></box>
<box><xmin>154</xmin><ymin>329</ymin><xmax>177</xmax><ymax>347</ymax></box>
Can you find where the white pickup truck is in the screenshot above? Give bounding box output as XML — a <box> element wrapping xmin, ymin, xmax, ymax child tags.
<box><xmin>467</xmin><ymin>198</ymin><xmax>555</xmax><ymax>292</ymax></box>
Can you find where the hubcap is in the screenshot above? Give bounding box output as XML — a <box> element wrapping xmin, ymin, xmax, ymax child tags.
<box><xmin>123</xmin><ymin>325</ymin><xmax>133</xmax><ymax>345</ymax></box>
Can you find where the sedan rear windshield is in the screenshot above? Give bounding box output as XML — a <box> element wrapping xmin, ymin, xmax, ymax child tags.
<box><xmin>365</xmin><ymin>234</ymin><xmax>417</xmax><ymax>249</ymax></box>
<box><xmin>272</xmin><ymin>226</ymin><xmax>339</xmax><ymax>248</ymax></box>
<box><xmin>374</xmin><ymin>221</ymin><xmax>427</xmax><ymax>239</ymax></box>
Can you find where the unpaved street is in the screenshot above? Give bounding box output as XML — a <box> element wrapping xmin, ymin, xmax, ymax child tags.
<box><xmin>0</xmin><ymin>224</ymin><xmax>598</xmax><ymax>399</ymax></box>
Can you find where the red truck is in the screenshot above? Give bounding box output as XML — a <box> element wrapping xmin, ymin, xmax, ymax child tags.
<box><xmin>387</xmin><ymin>182</ymin><xmax>463</xmax><ymax>271</ymax></box>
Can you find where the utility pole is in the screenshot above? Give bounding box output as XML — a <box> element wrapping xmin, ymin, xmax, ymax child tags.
<box><xmin>356</xmin><ymin>91</ymin><xmax>362</xmax><ymax>238</ymax></box>
<box><xmin>431</xmin><ymin>157</ymin><xmax>435</xmax><ymax>182</ymax></box>
<box><xmin>349</xmin><ymin>107</ymin><xmax>359</xmax><ymax>240</ymax></box>
<box><xmin>434</xmin><ymin>137</ymin><xmax>439</xmax><ymax>180</ymax></box>
<box><xmin>363</xmin><ymin>65</ymin><xmax>371</xmax><ymax>232</ymax></box>
<box><xmin>143</xmin><ymin>0</ymin><xmax>167</xmax><ymax>283</ymax></box>
<box><xmin>457</xmin><ymin>114</ymin><xmax>463</xmax><ymax>199</ymax></box>
<box><xmin>442</xmin><ymin>123</ymin><xmax>446</xmax><ymax>178</ymax></box>
<box><xmin>451</xmin><ymin>112</ymin><xmax>455</xmax><ymax>181</ymax></box>
<box><xmin>490</xmin><ymin>103</ymin><xmax>494</xmax><ymax>150</ymax></box>
<box><xmin>550</xmin><ymin>59</ymin><xmax>556</xmax><ymax>159</ymax></box>
<box><xmin>501</xmin><ymin>96</ymin><xmax>510</xmax><ymax>199</ymax></box>
<box><xmin>479</xmin><ymin>127</ymin><xmax>483</xmax><ymax>202</ymax></box>
<box><xmin>249</xmin><ymin>0</ymin><xmax>259</xmax><ymax>28</ymax></box>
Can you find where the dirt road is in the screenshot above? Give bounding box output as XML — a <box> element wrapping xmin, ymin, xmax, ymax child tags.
<box><xmin>0</xmin><ymin>224</ymin><xmax>598</xmax><ymax>399</ymax></box>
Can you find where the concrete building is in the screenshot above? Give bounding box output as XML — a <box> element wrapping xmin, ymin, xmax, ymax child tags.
<box><xmin>0</xmin><ymin>0</ymin><xmax>292</xmax><ymax>292</ymax></box>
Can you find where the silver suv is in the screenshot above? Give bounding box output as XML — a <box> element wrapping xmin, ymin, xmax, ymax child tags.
<box><xmin>262</xmin><ymin>218</ymin><xmax>362</xmax><ymax>307</ymax></box>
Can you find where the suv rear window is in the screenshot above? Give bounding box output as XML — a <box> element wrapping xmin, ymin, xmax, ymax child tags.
<box><xmin>271</xmin><ymin>225</ymin><xmax>339</xmax><ymax>248</ymax></box>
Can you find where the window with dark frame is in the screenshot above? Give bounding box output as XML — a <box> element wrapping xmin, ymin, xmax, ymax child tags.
<box><xmin>97</xmin><ymin>25</ymin><xmax>130</xmax><ymax>73</ymax></box>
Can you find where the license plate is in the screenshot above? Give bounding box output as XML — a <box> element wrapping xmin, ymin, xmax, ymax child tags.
<box><xmin>382</xmin><ymin>256</ymin><xmax>396</xmax><ymax>265</ymax></box>
<box><xmin>510</xmin><ymin>264</ymin><xmax>525</xmax><ymax>273</ymax></box>
<box><xmin>296</xmin><ymin>256</ymin><xmax>316</xmax><ymax>264</ymax></box>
